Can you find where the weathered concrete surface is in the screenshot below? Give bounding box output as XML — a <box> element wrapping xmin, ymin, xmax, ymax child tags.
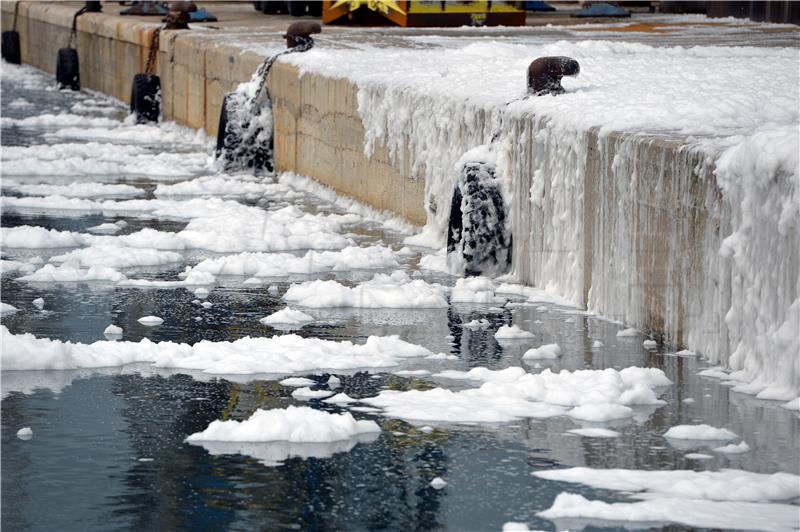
<box><xmin>270</xmin><ymin>62</ymin><xmax>427</xmax><ymax>225</ymax></box>
<box><xmin>1</xmin><ymin>1</ymin><xmax>426</xmax><ymax>223</ymax></box>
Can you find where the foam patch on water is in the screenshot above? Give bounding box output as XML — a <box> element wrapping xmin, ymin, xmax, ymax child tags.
<box><xmin>1</xmin><ymin>260</ymin><xmax>37</xmax><ymax>275</ymax></box>
<box><xmin>260</xmin><ymin>308</ymin><xmax>314</xmax><ymax>327</ymax></box>
<box><xmin>154</xmin><ymin>175</ymin><xmax>277</xmax><ymax>198</ymax></box>
<box><xmin>291</xmin><ymin>387</ymin><xmax>334</xmax><ymax>400</ymax></box>
<box><xmin>523</xmin><ymin>343</ymin><xmax>562</xmax><ymax>360</ymax></box>
<box><xmin>364</xmin><ymin>366</ymin><xmax>671</xmax><ymax>423</ymax></box>
<box><xmin>538</xmin><ymin>492</ymin><xmax>799</xmax><ymax>531</ymax></box>
<box><xmin>1</xmin><ymin>302</ymin><xmax>19</xmax><ymax>315</ymax></box>
<box><xmin>567</xmin><ymin>427</ymin><xmax>620</xmax><ymax>438</ymax></box>
<box><xmin>275</xmin><ymin>172</ymin><xmax>415</xmax><ymax>234</ymax></box>
<box><xmin>663</xmin><ymin>424</ymin><xmax>738</xmax><ymax>441</ymax></box>
<box><xmin>2</xmin><ymin>226</ymin><xmax>87</xmax><ymax>248</ymax></box>
<box><xmin>186</xmin><ymin>405</ymin><xmax>380</xmax><ymax>443</ymax></box>
<box><xmin>449</xmin><ymin>276</ymin><xmax>498</xmax><ymax>304</ymax></box>
<box><xmin>0</xmin><ymin>325</ymin><xmax>441</xmax><ymax>373</ymax></box>
<box><xmin>495</xmin><ymin>324</ymin><xmax>535</xmax><ymax>340</ymax></box>
<box><xmin>534</xmin><ymin>467</ymin><xmax>800</xmax><ymax>502</ymax></box>
<box><xmin>19</xmin><ymin>264</ymin><xmax>127</xmax><ymax>283</ymax></box>
<box><xmin>50</xmin><ymin>246</ymin><xmax>183</xmax><ymax>270</ymax></box>
<box><xmin>284</xmin><ymin>270</ymin><xmax>448</xmax><ymax>308</ymax></box>
<box><xmin>189</xmin><ymin>246</ymin><xmax>399</xmax><ymax>277</ymax></box>
<box><xmin>535</xmin><ymin>466</ymin><xmax>800</xmax><ymax>529</ymax></box>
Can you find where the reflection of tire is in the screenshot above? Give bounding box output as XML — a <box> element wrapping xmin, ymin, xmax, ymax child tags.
<box><xmin>287</xmin><ymin>1</ymin><xmax>307</xmax><ymax>16</ymax></box>
<box><xmin>447</xmin><ymin>162</ymin><xmax>512</xmax><ymax>277</ymax></box>
<box><xmin>56</xmin><ymin>47</ymin><xmax>80</xmax><ymax>91</ymax></box>
<box><xmin>130</xmin><ymin>73</ymin><xmax>161</xmax><ymax>123</ymax></box>
<box><xmin>1</xmin><ymin>31</ymin><xmax>21</xmax><ymax>64</ymax></box>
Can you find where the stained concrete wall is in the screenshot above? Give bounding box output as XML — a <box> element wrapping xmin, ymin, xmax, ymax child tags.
<box><xmin>1</xmin><ymin>2</ymin><xmax>269</xmax><ymax>132</ymax></box>
<box><xmin>270</xmin><ymin>63</ymin><xmax>427</xmax><ymax>225</ymax></box>
<box><xmin>0</xmin><ymin>1</ymin><xmax>425</xmax><ymax>224</ymax></box>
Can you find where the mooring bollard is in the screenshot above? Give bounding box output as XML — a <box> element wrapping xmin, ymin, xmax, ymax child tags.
<box><xmin>163</xmin><ymin>1</ymin><xmax>197</xmax><ymax>30</ymax></box>
<box><xmin>1</xmin><ymin>1</ymin><xmax>22</xmax><ymax>65</ymax></box>
<box><xmin>527</xmin><ymin>56</ymin><xmax>580</xmax><ymax>96</ymax></box>
<box><xmin>215</xmin><ymin>21</ymin><xmax>321</xmax><ymax>173</ymax></box>
<box><xmin>284</xmin><ymin>21</ymin><xmax>322</xmax><ymax>49</ymax></box>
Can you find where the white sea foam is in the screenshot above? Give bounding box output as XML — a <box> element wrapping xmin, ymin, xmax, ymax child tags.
<box><xmin>533</xmin><ymin>467</ymin><xmax>800</xmax><ymax>502</ymax></box>
<box><xmin>260</xmin><ymin>308</ymin><xmax>314</xmax><ymax>327</ymax></box>
<box><xmin>495</xmin><ymin>324</ymin><xmax>535</xmax><ymax>340</ymax></box>
<box><xmin>364</xmin><ymin>366</ymin><xmax>670</xmax><ymax>423</ymax></box>
<box><xmin>0</xmin><ymin>326</ymin><xmax>440</xmax><ymax>373</ymax></box>
<box><xmin>190</xmin><ymin>246</ymin><xmax>399</xmax><ymax>277</ymax></box>
<box><xmin>663</xmin><ymin>424</ymin><xmax>738</xmax><ymax>441</ymax></box>
<box><xmin>186</xmin><ymin>405</ymin><xmax>380</xmax><ymax>443</ymax></box>
<box><xmin>283</xmin><ymin>271</ymin><xmax>448</xmax><ymax>308</ymax></box>
<box><xmin>538</xmin><ymin>492</ymin><xmax>799</xmax><ymax>531</ymax></box>
<box><xmin>523</xmin><ymin>343</ymin><xmax>562</xmax><ymax>360</ymax></box>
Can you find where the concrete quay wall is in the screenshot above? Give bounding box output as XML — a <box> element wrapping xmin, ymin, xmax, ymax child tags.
<box><xmin>3</xmin><ymin>3</ymin><xmax>742</xmax><ymax>351</ymax></box>
<box><xmin>1</xmin><ymin>1</ymin><xmax>425</xmax><ymax>224</ymax></box>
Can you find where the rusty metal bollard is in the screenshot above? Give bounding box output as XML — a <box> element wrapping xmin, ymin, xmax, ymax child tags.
<box><xmin>164</xmin><ymin>1</ymin><xmax>197</xmax><ymax>30</ymax></box>
<box><xmin>283</xmin><ymin>21</ymin><xmax>321</xmax><ymax>49</ymax></box>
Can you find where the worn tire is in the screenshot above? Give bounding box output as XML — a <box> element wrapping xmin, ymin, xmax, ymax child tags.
<box><xmin>447</xmin><ymin>162</ymin><xmax>512</xmax><ymax>277</ymax></box>
<box><xmin>56</xmin><ymin>47</ymin><xmax>80</xmax><ymax>91</ymax></box>
<box><xmin>216</xmin><ymin>92</ymin><xmax>274</xmax><ymax>172</ymax></box>
<box><xmin>130</xmin><ymin>73</ymin><xmax>161</xmax><ymax>123</ymax></box>
<box><xmin>215</xmin><ymin>93</ymin><xmax>232</xmax><ymax>156</ymax></box>
<box><xmin>1</xmin><ymin>31</ymin><xmax>21</xmax><ymax>65</ymax></box>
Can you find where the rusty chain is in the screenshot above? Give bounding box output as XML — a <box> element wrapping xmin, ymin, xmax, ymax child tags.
<box><xmin>145</xmin><ymin>28</ymin><xmax>161</xmax><ymax>75</ymax></box>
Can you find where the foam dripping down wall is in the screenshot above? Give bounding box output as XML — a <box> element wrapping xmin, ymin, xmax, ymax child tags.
<box><xmin>356</xmin><ymin>84</ymin><xmax>798</xmax><ymax>402</ymax></box>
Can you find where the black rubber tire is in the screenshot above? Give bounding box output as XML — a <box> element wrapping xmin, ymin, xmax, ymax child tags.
<box><xmin>130</xmin><ymin>73</ymin><xmax>161</xmax><ymax>123</ymax></box>
<box><xmin>307</xmin><ymin>1</ymin><xmax>322</xmax><ymax>17</ymax></box>
<box><xmin>287</xmin><ymin>1</ymin><xmax>307</xmax><ymax>16</ymax></box>
<box><xmin>447</xmin><ymin>162</ymin><xmax>512</xmax><ymax>277</ymax></box>
<box><xmin>56</xmin><ymin>47</ymin><xmax>80</xmax><ymax>91</ymax></box>
<box><xmin>1</xmin><ymin>31</ymin><xmax>21</xmax><ymax>65</ymax></box>
<box><xmin>261</xmin><ymin>1</ymin><xmax>286</xmax><ymax>14</ymax></box>
<box><xmin>253</xmin><ymin>1</ymin><xmax>265</xmax><ymax>12</ymax></box>
<box><xmin>216</xmin><ymin>92</ymin><xmax>274</xmax><ymax>173</ymax></box>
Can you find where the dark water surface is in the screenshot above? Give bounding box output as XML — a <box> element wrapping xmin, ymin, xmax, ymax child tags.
<box><xmin>1</xmin><ymin>65</ymin><xmax>798</xmax><ymax>532</ymax></box>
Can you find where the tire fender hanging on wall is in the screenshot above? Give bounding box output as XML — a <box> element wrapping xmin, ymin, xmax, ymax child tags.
<box><xmin>130</xmin><ymin>27</ymin><xmax>162</xmax><ymax>124</ymax></box>
<box><xmin>447</xmin><ymin>159</ymin><xmax>512</xmax><ymax>277</ymax></box>
<box><xmin>57</xmin><ymin>4</ymin><xmax>95</xmax><ymax>91</ymax></box>
<box><xmin>1</xmin><ymin>1</ymin><xmax>21</xmax><ymax>65</ymax></box>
